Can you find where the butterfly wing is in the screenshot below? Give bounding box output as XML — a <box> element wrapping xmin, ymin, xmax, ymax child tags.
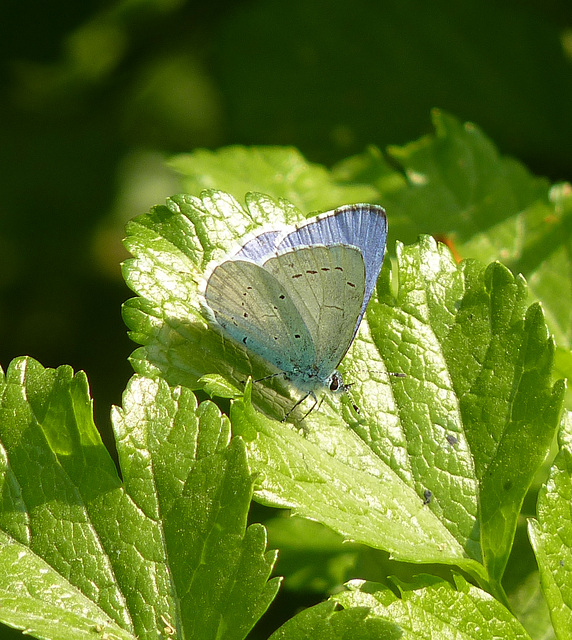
<box><xmin>203</xmin><ymin>259</ymin><xmax>316</xmax><ymax>376</ymax></box>
<box><xmin>278</xmin><ymin>204</ymin><xmax>387</xmax><ymax>341</ymax></box>
<box><xmin>232</xmin><ymin>229</ymin><xmax>283</xmax><ymax>261</ymax></box>
<box><xmin>203</xmin><ymin>203</ymin><xmax>386</xmax><ymax>390</ymax></box>
<box><xmin>264</xmin><ymin>244</ymin><xmax>366</xmax><ymax>380</ymax></box>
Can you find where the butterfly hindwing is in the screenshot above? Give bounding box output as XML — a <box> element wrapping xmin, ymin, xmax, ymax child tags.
<box><xmin>204</xmin><ymin>259</ymin><xmax>316</xmax><ymax>376</ymax></box>
<box><xmin>265</xmin><ymin>244</ymin><xmax>366</xmax><ymax>378</ymax></box>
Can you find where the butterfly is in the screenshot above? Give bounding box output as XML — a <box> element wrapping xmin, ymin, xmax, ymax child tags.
<box><xmin>201</xmin><ymin>203</ymin><xmax>388</xmax><ymax>418</ymax></box>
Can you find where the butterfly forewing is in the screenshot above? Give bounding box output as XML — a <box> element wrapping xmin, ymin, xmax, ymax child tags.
<box><xmin>279</xmin><ymin>204</ymin><xmax>387</xmax><ymax>335</ymax></box>
<box><xmin>265</xmin><ymin>245</ymin><xmax>366</xmax><ymax>379</ymax></box>
<box><xmin>204</xmin><ymin>259</ymin><xmax>316</xmax><ymax>375</ymax></box>
<box><xmin>233</xmin><ymin>229</ymin><xmax>282</xmax><ymax>262</ymax></box>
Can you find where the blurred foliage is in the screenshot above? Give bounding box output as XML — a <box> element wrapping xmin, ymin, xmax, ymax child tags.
<box><xmin>0</xmin><ymin>1</ymin><xmax>572</xmax><ymax>637</ymax></box>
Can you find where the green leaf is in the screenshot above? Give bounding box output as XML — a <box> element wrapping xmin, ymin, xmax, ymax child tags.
<box><xmin>386</xmin><ymin>113</ymin><xmax>572</xmax><ymax>352</ymax></box>
<box><xmin>331</xmin><ymin>575</ymin><xmax>532</xmax><ymax>639</ymax></box>
<box><xmin>167</xmin><ymin>118</ymin><xmax>572</xmax><ymax>412</ymax></box>
<box><xmin>232</xmin><ymin>382</ymin><xmax>477</xmax><ymax>570</ymax></box>
<box><xmin>371</xmin><ymin>238</ymin><xmax>564</xmax><ymax>585</ymax></box>
<box><xmin>0</xmin><ymin>358</ymin><xmax>130</xmax><ymax>640</ymax></box>
<box><xmin>365</xmin><ymin>110</ymin><xmax>550</xmax><ymax>253</ymax></box>
<box><xmin>335</xmin><ymin>111</ymin><xmax>572</xmax><ymax>407</ymax></box>
<box><xmin>529</xmin><ymin>411</ymin><xmax>572</xmax><ymax>639</ymax></box>
<box><xmin>0</xmin><ymin>358</ymin><xmax>279</xmax><ymax>640</ymax></box>
<box><xmin>122</xmin><ymin>191</ymin><xmax>563</xmax><ymax>598</ymax></box>
<box><xmin>268</xmin><ymin>600</ymin><xmax>402</xmax><ymax>640</ymax></box>
<box><xmin>170</xmin><ymin>146</ymin><xmax>378</xmax><ymax>213</ymax></box>
<box><xmin>199</xmin><ymin>374</ymin><xmax>243</xmax><ymax>399</ymax></box>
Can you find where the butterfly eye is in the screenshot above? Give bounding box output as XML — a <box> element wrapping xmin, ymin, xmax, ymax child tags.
<box><xmin>329</xmin><ymin>373</ymin><xmax>341</xmax><ymax>392</ymax></box>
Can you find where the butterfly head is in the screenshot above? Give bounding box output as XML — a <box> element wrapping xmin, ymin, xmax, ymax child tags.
<box><xmin>288</xmin><ymin>363</ymin><xmax>348</xmax><ymax>397</ymax></box>
<box><xmin>279</xmin><ymin>367</ymin><xmax>350</xmax><ymax>422</ymax></box>
<box><xmin>327</xmin><ymin>369</ymin><xmax>348</xmax><ymax>394</ymax></box>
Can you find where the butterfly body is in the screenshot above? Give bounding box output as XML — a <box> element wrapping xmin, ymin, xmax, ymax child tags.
<box><xmin>201</xmin><ymin>203</ymin><xmax>387</xmax><ymax>412</ymax></box>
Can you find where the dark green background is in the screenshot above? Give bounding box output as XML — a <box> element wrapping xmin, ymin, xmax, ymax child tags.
<box><xmin>1</xmin><ymin>1</ymin><xmax>571</xmax><ymax>637</ymax></box>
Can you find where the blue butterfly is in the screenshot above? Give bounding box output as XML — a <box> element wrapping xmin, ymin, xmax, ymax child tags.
<box><xmin>201</xmin><ymin>203</ymin><xmax>388</xmax><ymax>417</ymax></box>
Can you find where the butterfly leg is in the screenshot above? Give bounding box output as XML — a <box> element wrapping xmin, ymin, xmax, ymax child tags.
<box><xmin>281</xmin><ymin>390</ymin><xmax>326</xmax><ymax>422</ymax></box>
<box><xmin>300</xmin><ymin>393</ymin><xmax>324</xmax><ymax>420</ymax></box>
<box><xmin>281</xmin><ymin>391</ymin><xmax>313</xmax><ymax>422</ymax></box>
<box><xmin>254</xmin><ymin>372</ymin><xmax>283</xmax><ymax>383</ymax></box>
